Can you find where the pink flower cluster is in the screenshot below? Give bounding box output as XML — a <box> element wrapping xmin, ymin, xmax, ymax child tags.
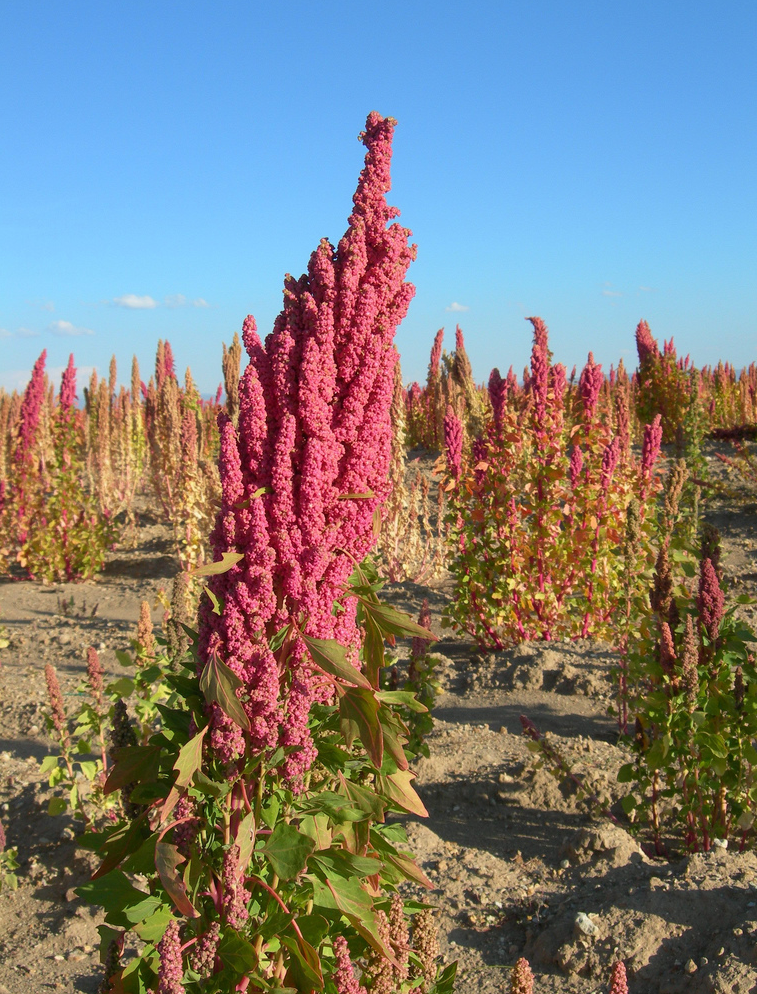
<box><xmin>443</xmin><ymin>406</ymin><xmax>463</xmax><ymax>478</ymax></box>
<box><xmin>156</xmin><ymin>919</ymin><xmax>185</xmax><ymax>994</ymax></box>
<box><xmin>59</xmin><ymin>354</ymin><xmax>77</xmax><ymax>413</ymax></box>
<box><xmin>635</xmin><ymin>319</ymin><xmax>659</xmax><ymax>366</ymax></box>
<box><xmin>578</xmin><ymin>352</ymin><xmax>603</xmax><ymax>425</ymax></box>
<box><xmin>15</xmin><ymin>350</ymin><xmax>47</xmax><ymax>469</ymax></box>
<box><xmin>199</xmin><ymin>113</ymin><xmax>416</xmax><ymax>782</ymax></box>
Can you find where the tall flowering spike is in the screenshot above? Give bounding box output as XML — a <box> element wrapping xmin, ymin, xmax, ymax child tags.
<box><xmin>137</xmin><ymin>601</ymin><xmax>155</xmax><ymax>656</ymax></box>
<box><xmin>45</xmin><ymin>664</ymin><xmax>66</xmax><ymax>734</ymax></box>
<box><xmin>569</xmin><ymin>445</ymin><xmax>584</xmax><ymax>489</ymax></box>
<box><xmin>130</xmin><ymin>356</ymin><xmax>141</xmax><ymax>404</ymax></box>
<box><xmin>700</xmin><ymin>522</ymin><xmax>722</xmax><ymax>580</ymax></box>
<box><xmin>15</xmin><ymin>349</ymin><xmax>48</xmax><ymax>466</ymax></box>
<box><xmin>451</xmin><ymin>325</ymin><xmax>473</xmax><ymax>386</ymax></box>
<box><xmin>87</xmin><ymin>647</ymin><xmax>104</xmax><ymax>708</ymax></box>
<box><xmin>650</xmin><ymin>545</ymin><xmax>673</xmax><ymax>618</ymax></box>
<box><xmin>509</xmin><ymin>956</ymin><xmax>534</xmax><ymax>994</ymax></box>
<box><xmin>333</xmin><ymin>935</ymin><xmax>368</xmax><ymax>994</ymax></box>
<box><xmin>411</xmin><ymin>598</ymin><xmax>432</xmax><ymax>665</ymax></box>
<box><xmin>659</xmin><ymin>621</ymin><xmax>676</xmax><ymax>676</ymax></box>
<box><xmin>200</xmin><ymin>113</ymin><xmax>415</xmax><ymax>783</ymax></box>
<box><xmin>156</xmin><ymin>919</ymin><xmax>185</xmax><ymax>994</ymax></box>
<box><xmin>59</xmin><ymin>354</ymin><xmax>77</xmax><ymax>412</ymax></box>
<box><xmin>488</xmin><ymin>367</ymin><xmax>507</xmax><ymax>427</ymax></box>
<box><xmin>428</xmin><ymin>329</ymin><xmax>443</xmax><ymax>382</ymax></box>
<box><xmin>163</xmin><ymin>340</ymin><xmax>176</xmax><ymax>382</ymax></box>
<box><xmin>412</xmin><ymin>910</ymin><xmax>439</xmax><ymax>994</ymax></box>
<box><xmin>607</xmin><ymin>960</ymin><xmax>629</xmax><ymax>994</ymax></box>
<box><xmin>578</xmin><ymin>351</ymin><xmax>603</xmax><ymax>425</ymax></box>
<box><xmin>680</xmin><ymin>615</ymin><xmax>699</xmax><ymax>709</ymax></box>
<box><xmin>635</xmin><ymin>319</ymin><xmax>659</xmax><ymax>367</ymax></box>
<box><xmin>221</xmin><ymin>844</ymin><xmax>251</xmax><ymax>928</ymax></box>
<box><xmin>698</xmin><ymin>557</ymin><xmax>725</xmax><ymax>643</ymax></box>
<box><xmin>600</xmin><ymin>436</ymin><xmax>620</xmax><ymax>493</ymax></box>
<box><xmin>615</xmin><ymin>389</ymin><xmax>630</xmax><ymax>458</ymax></box>
<box><xmin>641</xmin><ymin>414</ymin><xmax>663</xmax><ymax>478</ymax></box>
<box><xmin>527</xmin><ymin>317</ymin><xmax>549</xmax><ymax>424</ymax></box>
<box><xmin>443</xmin><ymin>405</ymin><xmax>463</xmax><ymax>478</ymax></box>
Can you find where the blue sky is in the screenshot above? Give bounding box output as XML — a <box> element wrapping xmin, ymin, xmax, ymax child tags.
<box><xmin>2</xmin><ymin>2</ymin><xmax>755</xmax><ymax>395</ymax></box>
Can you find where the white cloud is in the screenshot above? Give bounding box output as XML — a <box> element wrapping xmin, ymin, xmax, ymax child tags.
<box><xmin>17</xmin><ymin>327</ymin><xmax>40</xmax><ymax>338</ymax></box>
<box><xmin>0</xmin><ymin>328</ymin><xmax>10</xmax><ymax>338</ymax></box>
<box><xmin>601</xmin><ymin>289</ymin><xmax>623</xmax><ymax>298</ymax></box>
<box><xmin>192</xmin><ymin>298</ymin><xmax>209</xmax><ymax>308</ymax></box>
<box><xmin>638</xmin><ymin>286</ymin><xmax>655</xmax><ymax>293</ymax></box>
<box><xmin>0</xmin><ymin>369</ymin><xmax>35</xmax><ymax>391</ymax></box>
<box><xmin>41</xmin><ymin>301</ymin><xmax>55</xmax><ymax>312</ymax></box>
<box><xmin>49</xmin><ymin>320</ymin><xmax>94</xmax><ymax>337</ymax></box>
<box><xmin>445</xmin><ymin>302</ymin><xmax>469</xmax><ymax>313</ymax></box>
<box><xmin>165</xmin><ymin>294</ymin><xmax>187</xmax><ymax>308</ymax></box>
<box><xmin>113</xmin><ymin>294</ymin><xmax>159</xmax><ymax>309</ymax></box>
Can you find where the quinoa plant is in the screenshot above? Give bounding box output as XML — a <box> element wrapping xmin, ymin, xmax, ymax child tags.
<box><xmin>76</xmin><ymin>113</ymin><xmax>455</xmax><ymax>994</ymax></box>
<box><xmin>2</xmin><ymin>353</ymin><xmax>118</xmax><ymax>580</ymax></box>
<box><xmin>0</xmin><ymin>822</ymin><xmax>19</xmax><ymax>892</ymax></box>
<box><xmin>619</xmin><ymin>479</ymin><xmax>757</xmax><ymax>852</ymax></box>
<box><xmin>444</xmin><ymin>319</ymin><xmax>664</xmax><ymax>649</ymax></box>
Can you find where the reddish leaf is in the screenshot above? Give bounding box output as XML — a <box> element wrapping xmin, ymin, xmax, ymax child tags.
<box><xmin>155</xmin><ymin>842</ymin><xmax>198</xmax><ymax>918</ymax></box>
<box><xmin>301</xmin><ymin>634</ymin><xmax>371</xmax><ymax>690</ymax></box>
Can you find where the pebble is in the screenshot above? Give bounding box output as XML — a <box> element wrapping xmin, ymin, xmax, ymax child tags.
<box><xmin>560</xmin><ymin>860</ymin><xmax>570</xmax><ymax>870</ymax></box>
<box><xmin>574</xmin><ymin>912</ymin><xmax>600</xmax><ymax>938</ymax></box>
<box><xmin>53</xmin><ymin>955</ymin><xmax>64</xmax><ymax>962</ymax></box>
<box><xmin>713</xmin><ymin>838</ymin><xmax>728</xmax><ymax>849</ymax></box>
<box><xmin>685</xmin><ymin>959</ymin><xmax>697</xmax><ymax>974</ymax></box>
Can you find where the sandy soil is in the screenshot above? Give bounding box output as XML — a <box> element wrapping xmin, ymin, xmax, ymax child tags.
<box><xmin>2</xmin><ymin>444</ymin><xmax>757</xmax><ymax>994</ymax></box>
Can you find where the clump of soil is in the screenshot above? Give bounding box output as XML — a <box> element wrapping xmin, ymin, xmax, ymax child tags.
<box><xmin>2</xmin><ymin>443</ymin><xmax>757</xmax><ymax>993</ymax></box>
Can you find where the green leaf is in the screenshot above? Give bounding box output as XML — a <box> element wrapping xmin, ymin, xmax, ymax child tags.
<box><xmin>301</xmin><ymin>634</ymin><xmax>371</xmax><ymax>690</ymax></box>
<box><xmin>104</xmin><ymin>745</ymin><xmax>162</xmax><ymax>794</ymax></box>
<box><xmin>376</xmin><ymin>690</ymin><xmax>428</xmax><ymax>713</ymax></box>
<box><xmin>190</xmin><ymin>551</ymin><xmax>244</xmax><ymax>577</ymax></box>
<box><xmin>340</xmin><ymin>775</ymin><xmax>385</xmax><ymax>822</ymax></box>
<box><xmin>172</xmin><ymin>726</ymin><xmax>207</xmax><ymax>789</ymax></box>
<box><xmin>107</xmin><ymin>677</ymin><xmax>135</xmax><ymax>697</ymax></box>
<box><xmin>199</xmin><ymin>653</ymin><xmax>251</xmax><ymax>731</ymax></box>
<box><xmin>198</xmin><ymin>585</ymin><xmax>221</xmax><ymax>616</ymax></box>
<box><xmin>621</xmin><ymin>794</ymin><xmax>637</xmax><ymax>814</ymax></box>
<box><xmin>235</xmin><ymin>811</ymin><xmax>256</xmax><ymax>870</ymax></box>
<box><xmin>39</xmin><ymin>755</ymin><xmax>59</xmax><ymax>776</ymax></box>
<box><xmin>134</xmin><ymin>906</ymin><xmax>173</xmax><ymax>944</ymax></box>
<box><xmin>192</xmin><ymin>769</ymin><xmax>230</xmax><ymax>798</ymax></box>
<box><xmin>155</xmin><ymin>842</ymin><xmax>198</xmax><ymax>918</ymax></box>
<box><xmin>48</xmin><ymin>796</ymin><xmax>68</xmax><ymax>816</ymax></box>
<box><xmin>77</xmin><ymin>869</ymin><xmax>161</xmax><ymax>927</ymax></box>
<box><xmin>361</xmin><ymin>609</ymin><xmax>385</xmax><ymax>688</ymax></box>
<box><xmin>617</xmin><ymin>763</ymin><xmax>636</xmax><ymax>784</ymax></box>
<box><xmin>357</xmin><ymin>599</ymin><xmax>438</xmax><ymax>641</ymax></box>
<box><xmin>375</xmin><ymin>768</ymin><xmax>428</xmax><ymax>817</ymax></box>
<box><xmin>435</xmin><ymin>961</ymin><xmax>458</xmax><ymax>994</ymax></box>
<box><xmin>261</xmin><ymin>822</ymin><xmax>315</xmax><ymax>881</ymax></box>
<box><xmin>310</xmin><ymin>851</ymin><xmax>382</xmax><ymax>879</ymax></box>
<box><xmin>339</xmin><ymin>686</ymin><xmax>382</xmax><ymax>768</ymax></box>
<box><xmin>269</xmin><ymin>623</ymin><xmax>291</xmax><ymax>653</ymax></box>
<box><xmin>115</xmin><ymin>650</ymin><xmax>133</xmax><ymax>668</ymax></box>
<box><xmin>337</xmin><ymin>490</ymin><xmax>375</xmax><ymax>499</ymax></box>
<box><xmin>294</xmin><ymin>914</ymin><xmax>329</xmax><ymax>950</ymax></box>
<box><xmin>281</xmin><ymin>932</ymin><xmax>324</xmax><ymax>991</ymax></box>
<box><xmin>79</xmin><ymin>760</ymin><xmax>99</xmax><ymax>781</ymax></box>
<box><xmin>218</xmin><ymin>929</ymin><xmax>258</xmax><ymax>977</ymax></box>
<box><xmin>92</xmin><ymin>817</ymin><xmax>151</xmax><ymax>880</ymax></box>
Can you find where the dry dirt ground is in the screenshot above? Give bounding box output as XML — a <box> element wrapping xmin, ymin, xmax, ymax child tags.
<box><xmin>2</xmin><ymin>444</ymin><xmax>757</xmax><ymax>994</ymax></box>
